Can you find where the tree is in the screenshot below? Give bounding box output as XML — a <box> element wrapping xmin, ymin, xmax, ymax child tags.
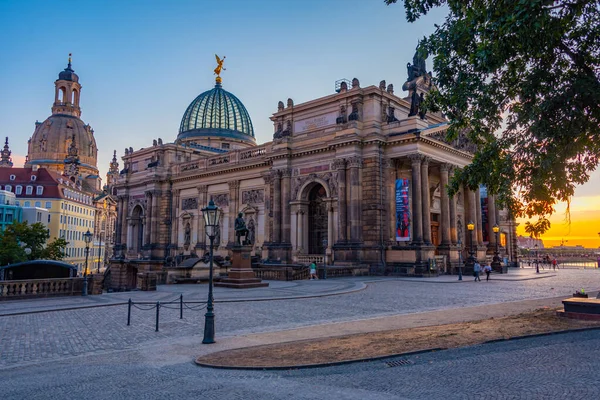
<box><xmin>0</xmin><ymin>222</ymin><xmax>68</xmax><ymax>265</ymax></box>
<box><xmin>386</xmin><ymin>0</ymin><xmax>600</xmax><ymax>236</ymax></box>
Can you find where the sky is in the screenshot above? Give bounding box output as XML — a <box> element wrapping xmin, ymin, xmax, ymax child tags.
<box><xmin>1</xmin><ymin>0</ymin><xmax>598</xmax><ymax>248</ymax></box>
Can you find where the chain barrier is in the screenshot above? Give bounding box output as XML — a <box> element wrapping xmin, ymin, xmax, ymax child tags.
<box><xmin>126</xmin><ymin>294</ymin><xmax>207</xmax><ymax>331</ymax></box>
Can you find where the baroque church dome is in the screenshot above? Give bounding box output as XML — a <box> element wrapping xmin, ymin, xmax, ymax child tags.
<box><xmin>178</xmin><ymin>82</ymin><xmax>255</xmax><ymax>146</ymax></box>
<box><xmin>26</xmin><ymin>57</ymin><xmax>98</xmax><ymax>177</ymax></box>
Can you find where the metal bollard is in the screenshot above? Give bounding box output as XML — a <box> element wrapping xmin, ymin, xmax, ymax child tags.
<box><xmin>155</xmin><ymin>301</ymin><xmax>160</xmax><ymax>332</ymax></box>
<box><xmin>127</xmin><ymin>298</ymin><xmax>132</xmax><ymax>326</ymax></box>
<box><xmin>180</xmin><ymin>294</ymin><xmax>183</xmax><ymax>319</ymax></box>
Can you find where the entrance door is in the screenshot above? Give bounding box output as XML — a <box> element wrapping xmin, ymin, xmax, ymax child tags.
<box><xmin>308</xmin><ymin>185</ymin><xmax>327</xmax><ymax>254</ymax></box>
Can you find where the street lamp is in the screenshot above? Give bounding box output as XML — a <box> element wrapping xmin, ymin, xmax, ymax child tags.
<box><xmin>467</xmin><ymin>221</ymin><xmax>476</xmax><ymax>269</ymax></box>
<box><xmin>491</xmin><ymin>224</ymin><xmax>501</xmax><ymax>272</ymax></box>
<box><xmin>96</xmin><ymin>232</ymin><xmax>103</xmax><ymax>274</ymax></box>
<box><xmin>322</xmin><ymin>237</ymin><xmax>328</xmax><ymax>280</ymax></box>
<box><xmin>201</xmin><ymin>199</ymin><xmax>222</xmax><ymax>344</ymax></box>
<box><xmin>534</xmin><ymin>243</ymin><xmax>539</xmax><ymax>274</ymax></box>
<box><xmin>457</xmin><ymin>238</ymin><xmax>463</xmax><ymax>280</ymax></box>
<box><xmin>83</xmin><ymin>229</ymin><xmax>93</xmax><ymax>296</ymax></box>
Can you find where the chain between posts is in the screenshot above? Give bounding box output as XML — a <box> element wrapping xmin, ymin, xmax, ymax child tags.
<box><xmin>126</xmin><ymin>295</ymin><xmax>207</xmax><ymax>331</ymax></box>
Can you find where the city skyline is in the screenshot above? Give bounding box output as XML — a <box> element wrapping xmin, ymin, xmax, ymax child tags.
<box><xmin>1</xmin><ymin>0</ymin><xmax>598</xmax><ymax>248</ymax></box>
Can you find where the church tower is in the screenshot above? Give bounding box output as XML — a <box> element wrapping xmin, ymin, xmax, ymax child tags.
<box><xmin>0</xmin><ymin>137</ymin><xmax>13</xmax><ymax>168</ymax></box>
<box><xmin>106</xmin><ymin>150</ymin><xmax>119</xmax><ymax>194</ymax></box>
<box><xmin>26</xmin><ymin>54</ymin><xmax>99</xmax><ymax>183</ymax></box>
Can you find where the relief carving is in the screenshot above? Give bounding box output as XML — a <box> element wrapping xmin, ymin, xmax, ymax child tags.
<box><xmin>181</xmin><ymin>197</ymin><xmax>198</xmax><ymax>210</ymax></box>
<box><xmin>242</xmin><ymin>189</ymin><xmax>264</xmax><ymax>204</ymax></box>
<box><xmin>211</xmin><ymin>193</ymin><xmax>229</xmax><ymax>207</ymax></box>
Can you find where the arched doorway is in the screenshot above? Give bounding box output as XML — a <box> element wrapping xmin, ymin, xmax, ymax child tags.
<box><xmin>308</xmin><ymin>184</ymin><xmax>327</xmax><ymax>254</ymax></box>
<box><xmin>130</xmin><ymin>205</ymin><xmax>144</xmax><ymax>254</ymax></box>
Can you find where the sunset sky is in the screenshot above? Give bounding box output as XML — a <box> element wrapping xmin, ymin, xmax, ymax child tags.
<box><xmin>1</xmin><ymin>1</ymin><xmax>598</xmax><ymax>249</ymax></box>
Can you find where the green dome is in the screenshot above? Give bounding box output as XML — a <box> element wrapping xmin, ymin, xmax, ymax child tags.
<box><xmin>178</xmin><ymin>83</ymin><xmax>255</xmax><ymax>144</ymax></box>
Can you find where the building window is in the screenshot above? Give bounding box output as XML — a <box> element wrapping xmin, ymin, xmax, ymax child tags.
<box><xmin>45</xmin><ymin>201</ymin><xmax>52</xmax><ymax>209</ymax></box>
<box><xmin>15</xmin><ymin>201</ymin><xmax>20</xmax><ymax>206</ymax></box>
<box><xmin>5</xmin><ymin>185</ymin><xmax>11</xmax><ymax>192</ymax></box>
<box><xmin>221</xmin><ymin>143</ymin><xmax>230</xmax><ymax>149</ymax></box>
<box><xmin>26</xmin><ymin>186</ymin><xmax>33</xmax><ymax>195</ymax></box>
<box><xmin>36</xmin><ymin>186</ymin><xmax>43</xmax><ymax>195</ymax></box>
<box><xmin>9</xmin><ymin>175</ymin><xmax>15</xmax><ymax>181</ymax></box>
<box><xmin>31</xmin><ymin>175</ymin><xmax>37</xmax><ymax>182</ymax></box>
<box><xmin>48</xmin><ymin>214</ymin><xmax>51</xmax><ymax>223</ymax></box>
<box><xmin>36</xmin><ymin>212</ymin><xmax>42</xmax><ymax>222</ymax></box>
<box><xmin>24</xmin><ymin>201</ymin><xmax>31</xmax><ymax>207</ymax></box>
<box><xmin>35</xmin><ymin>201</ymin><xmax>41</xmax><ymax>208</ymax></box>
<box><xmin>16</xmin><ymin>186</ymin><xmax>22</xmax><ymax>195</ymax></box>
<box><xmin>6</xmin><ymin>214</ymin><xmax>13</xmax><ymax>223</ymax></box>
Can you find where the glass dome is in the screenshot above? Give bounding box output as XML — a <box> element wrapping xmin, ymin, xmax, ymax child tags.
<box><xmin>178</xmin><ymin>83</ymin><xmax>255</xmax><ymax>144</ymax></box>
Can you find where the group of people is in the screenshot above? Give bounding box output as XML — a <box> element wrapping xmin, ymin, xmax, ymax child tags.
<box><xmin>473</xmin><ymin>262</ymin><xmax>493</xmax><ymax>281</ymax></box>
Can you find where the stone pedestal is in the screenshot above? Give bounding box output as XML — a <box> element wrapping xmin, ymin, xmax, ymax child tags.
<box><xmin>215</xmin><ymin>245</ymin><xmax>269</xmax><ymax>289</ymax></box>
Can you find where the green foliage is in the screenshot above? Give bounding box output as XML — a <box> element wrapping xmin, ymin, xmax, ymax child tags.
<box><xmin>0</xmin><ymin>221</ymin><xmax>68</xmax><ymax>265</ymax></box>
<box><xmin>387</xmin><ymin>0</ymin><xmax>600</xmax><ymax>237</ymax></box>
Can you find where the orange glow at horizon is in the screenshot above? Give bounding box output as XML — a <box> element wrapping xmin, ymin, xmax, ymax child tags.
<box><xmin>517</xmin><ymin>196</ymin><xmax>600</xmax><ymax>248</ymax></box>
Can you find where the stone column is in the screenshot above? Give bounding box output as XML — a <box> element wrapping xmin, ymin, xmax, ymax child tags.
<box><xmin>115</xmin><ymin>195</ymin><xmax>124</xmax><ymax>248</ymax></box>
<box><xmin>383</xmin><ymin>158</ymin><xmax>396</xmax><ymax>243</ymax></box>
<box><xmin>440</xmin><ymin>163</ymin><xmax>451</xmax><ymax>246</ymax></box>
<box><xmin>421</xmin><ymin>157</ymin><xmax>432</xmax><ymax>245</ymax></box>
<box><xmin>120</xmin><ymin>195</ymin><xmax>129</xmax><ymax>247</ymax></box>
<box><xmin>281</xmin><ymin>168</ymin><xmax>292</xmax><ymax>243</ymax></box>
<box><xmin>333</xmin><ymin>158</ymin><xmax>347</xmax><ymax>242</ymax></box>
<box><xmin>466</xmin><ymin>187</ymin><xmax>477</xmax><ymax>249</ymax></box>
<box><xmin>347</xmin><ymin>156</ymin><xmax>363</xmax><ymax>242</ymax></box>
<box><xmin>261</xmin><ymin>173</ymin><xmax>272</xmax><ymax>244</ymax></box>
<box><xmin>144</xmin><ymin>191</ymin><xmax>152</xmax><ymax>246</ymax></box>
<box><xmin>272</xmin><ymin>170</ymin><xmax>281</xmax><ymax>243</ymax></box>
<box><xmin>197</xmin><ymin>185</ymin><xmax>208</xmax><ymax>250</ymax></box>
<box><xmin>151</xmin><ymin>190</ymin><xmax>160</xmax><ymax>245</ymax></box>
<box><xmin>487</xmin><ymin>194</ymin><xmax>497</xmax><ymax>247</ymax></box>
<box><xmin>409</xmin><ymin>154</ymin><xmax>423</xmax><ymax>244</ymax></box>
<box><xmin>449</xmin><ymin>190</ymin><xmax>458</xmax><ymax>245</ymax></box>
<box><xmin>172</xmin><ymin>189</ymin><xmax>180</xmax><ymax>250</ymax></box>
<box><xmin>475</xmin><ymin>188</ymin><xmax>483</xmax><ymax>244</ymax></box>
<box><xmin>228</xmin><ymin>180</ymin><xmax>240</xmax><ymax>247</ymax></box>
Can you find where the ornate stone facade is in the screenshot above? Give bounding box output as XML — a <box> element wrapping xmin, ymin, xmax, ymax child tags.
<box><xmin>109</xmin><ymin>65</ymin><xmax>517</xmax><ymax>290</ymax></box>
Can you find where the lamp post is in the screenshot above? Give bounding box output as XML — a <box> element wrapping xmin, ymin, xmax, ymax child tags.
<box><xmin>457</xmin><ymin>238</ymin><xmax>463</xmax><ymax>280</ymax></box>
<box><xmin>322</xmin><ymin>237</ymin><xmax>328</xmax><ymax>280</ymax></box>
<box><xmin>201</xmin><ymin>200</ymin><xmax>222</xmax><ymax>344</ymax></box>
<box><xmin>83</xmin><ymin>229</ymin><xmax>93</xmax><ymax>296</ymax></box>
<box><xmin>96</xmin><ymin>231</ymin><xmax>103</xmax><ymax>274</ymax></box>
<box><xmin>534</xmin><ymin>243</ymin><xmax>539</xmax><ymax>274</ymax></box>
<box><xmin>467</xmin><ymin>221</ymin><xmax>476</xmax><ymax>269</ymax></box>
<box><xmin>491</xmin><ymin>224</ymin><xmax>501</xmax><ymax>272</ymax></box>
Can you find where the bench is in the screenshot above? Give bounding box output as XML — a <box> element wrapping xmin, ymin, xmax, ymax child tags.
<box><xmin>557</xmin><ymin>297</ymin><xmax>600</xmax><ymax>320</ymax></box>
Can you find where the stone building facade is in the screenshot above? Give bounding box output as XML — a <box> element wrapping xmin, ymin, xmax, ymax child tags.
<box><xmin>110</xmin><ymin>56</ymin><xmax>518</xmax><ymax>290</ymax></box>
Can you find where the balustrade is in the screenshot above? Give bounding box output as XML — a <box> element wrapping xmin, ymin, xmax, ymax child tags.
<box><xmin>0</xmin><ymin>277</ymin><xmax>85</xmax><ymax>299</ymax></box>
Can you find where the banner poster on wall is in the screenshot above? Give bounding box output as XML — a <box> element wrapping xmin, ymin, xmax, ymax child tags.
<box><xmin>395</xmin><ymin>179</ymin><xmax>411</xmax><ymax>242</ymax></box>
<box><xmin>480</xmin><ymin>185</ymin><xmax>489</xmax><ymax>242</ymax></box>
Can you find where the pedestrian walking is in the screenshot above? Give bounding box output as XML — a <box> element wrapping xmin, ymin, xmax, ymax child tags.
<box><xmin>309</xmin><ymin>262</ymin><xmax>318</xmax><ymax>280</ymax></box>
<box><xmin>474</xmin><ymin>261</ymin><xmax>482</xmax><ymax>282</ymax></box>
<box><xmin>552</xmin><ymin>258</ymin><xmax>557</xmax><ymax>271</ymax></box>
<box><xmin>484</xmin><ymin>264</ymin><xmax>492</xmax><ymax>281</ymax></box>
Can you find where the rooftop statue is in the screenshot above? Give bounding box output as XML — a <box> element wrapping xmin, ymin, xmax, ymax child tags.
<box><xmin>407</xmin><ymin>49</ymin><xmax>427</xmax><ymax>81</ymax></box>
<box><xmin>214</xmin><ymin>54</ymin><xmax>226</xmax><ymax>82</ymax></box>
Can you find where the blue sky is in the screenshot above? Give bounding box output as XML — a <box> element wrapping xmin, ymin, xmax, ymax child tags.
<box><xmin>0</xmin><ymin>0</ymin><xmax>446</xmax><ymax>179</ymax></box>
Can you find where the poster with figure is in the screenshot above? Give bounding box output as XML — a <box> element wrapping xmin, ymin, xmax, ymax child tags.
<box><xmin>480</xmin><ymin>185</ymin><xmax>489</xmax><ymax>242</ymax></box>
<box><xmin>395</xmin><ymin>179</ymin><xmax>411</xmax><ymax>242</ymax></box>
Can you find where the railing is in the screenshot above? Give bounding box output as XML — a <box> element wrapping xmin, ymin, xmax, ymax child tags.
<box><xmin>253</xmin><ymin>266</ymin><xmax>309</xmax><ymax>281</ymax></box>
<box><xmin>296</xmin><ymin>255</ymin><xmax>324</xmax><ymax>265</ymax></box>
<box><xmin>0</xmin><ymin>277</ymin><xmax>85</xmax><ymax>300</ymax></box>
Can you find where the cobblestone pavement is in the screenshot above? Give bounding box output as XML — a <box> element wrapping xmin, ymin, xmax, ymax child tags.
<box><xmin>1</xmin><ymin>268</ymin><xmax>600</xmax><ymax>398</ymax></box>
<box><xmin>1</xmin><ymin>329</ymin><xmax>599</xmax><ymax>399</ymax></box>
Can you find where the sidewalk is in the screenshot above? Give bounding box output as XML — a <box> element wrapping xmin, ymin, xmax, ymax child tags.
<box><xmin>0</xmin><ymin>268</ymin><xmax>552</xmax><ymax>316</ymax></box>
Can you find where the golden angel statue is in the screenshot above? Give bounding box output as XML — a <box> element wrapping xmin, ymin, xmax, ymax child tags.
<box><xmin>214</xmin><ymin>54</ymin><xmax>226</xmax><ymax>78</ymax></box>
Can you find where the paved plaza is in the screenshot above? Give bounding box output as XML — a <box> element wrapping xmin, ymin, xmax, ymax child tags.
<box><xmin>1</xmin><ymin>267</ymin><xmax>600</xmax><ymax>399</ymax></box>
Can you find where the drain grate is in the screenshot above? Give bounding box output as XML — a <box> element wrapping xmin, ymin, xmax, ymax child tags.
<box><xmin>385</xmin><ymin>359</ymin><xmax>413</xmax><ymax>367</ymax></box>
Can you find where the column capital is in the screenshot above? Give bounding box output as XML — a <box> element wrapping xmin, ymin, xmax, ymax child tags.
<box><xmin>228</xmin><ymin>180</ymin><xmax>240</xmax><ymax>190</ymax></box>
<box><xmin>440</xmin><ymin>162</ymin><xmax>451</xmax><ymax>173</ymax></box>
<box><xmin>347</xmin><ymin>156</ymin><xmax>364</xmax><ymax>169</ymax></box>
<box><xmin>332</xmin><ymin>158</ymin><xmax>346</xmax><ymax>170</ymax></box>
<box><xmin>421</xmin><ymin>156</ymin><xmax>432</xmax><ymax>166</ymax></box>
<box><xmin>197</xmin><ymin>185</ymin><xmax>208</xmax><ymax>194</ymax></box>
<box><xmin>262</xmin><ymin>172</ymin><xmax>273</xmax><ymax>185</ymax></box>
<box><xmin>409</xmin><ymin>153</ymin><xmax>424</xmax><ymax>164</ymax></box>
<box><xmin>280</xmin><ymin>168</ymin><xmax>292</xmax><ymax>178</ymax></box>
<box><xmin>382</xmin><ymin>158</ymin><xmax>396</xmax><ymax>169</ymax></box>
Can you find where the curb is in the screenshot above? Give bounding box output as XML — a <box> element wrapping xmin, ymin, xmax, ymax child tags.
<box><xmin>194</xmin><ymin>325</ymin><xmax>600</xmax><ymax>371</ymax></box>
<box><xmin>195</xmin><ymin>347</ymin><xmax>446</xmax><ymax>371</ymax></box>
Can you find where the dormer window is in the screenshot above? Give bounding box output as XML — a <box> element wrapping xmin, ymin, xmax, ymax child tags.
<box><xmin>36</xmin><ymin>186</ymin><xmax>43</xmax><ymax>195</ymax></box>
<box><xmin>5</xmin><ymin>185</ymin><xmax>11</xmax><ymax>192</ymax></box>
<box><xmin>16</xmin><ymin>186</ymin><xmax>22</xmax><ymax>195</ymax></box>
<box><xmin>9</xmin><ymin>175</ymin><xmax>15</xmax><ymax>181</ymax></box>
<box><xmin>31</xmin><ymin>175</ymin><xmax>37</xmax><ymax>182</ymax></box>
<box><xmin>26</xmin><ymin>186</ymin><xmax>33</xmax><ymax>195</ymax></box>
